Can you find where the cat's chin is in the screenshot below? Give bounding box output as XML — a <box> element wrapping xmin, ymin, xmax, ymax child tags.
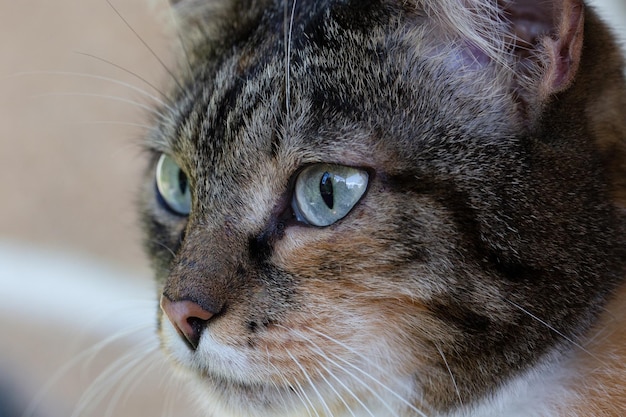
<box><xmin>161</xmin><ymin>322</ymin><xmax>299</xmax><ymax>416</ymax></box>
<box><xmin>187</xmin><ymin>371</ymin><xmax>303</xmax><ymax>417</ymax></box>
<box><xmin>185</xmin><ymin>367</ymin><xmax>414</xmax><ymax>417</ymax></box>
<box><xmin>160</xmin><ymin>318</ymin><xmax>419</xmax><ymax>417</ymax></box>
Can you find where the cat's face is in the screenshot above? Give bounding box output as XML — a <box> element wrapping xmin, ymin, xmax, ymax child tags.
<box><xmin>140</xmin><ymin>0</ymin><xmax>625</xmax><ymax>416</ymax></box>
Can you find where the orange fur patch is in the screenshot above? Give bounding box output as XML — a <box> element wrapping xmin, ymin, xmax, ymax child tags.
<box><xmin>561</xmin><ymin>281</ymin><xmax>626</xmax><ymax>415</ymax></box>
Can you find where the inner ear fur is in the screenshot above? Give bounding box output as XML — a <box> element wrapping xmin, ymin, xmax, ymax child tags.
<box><xmin>412</xmin><ymin>0</ymin><xmax>586</xmax><ymax>120</ymax></box>
<box><xmin>504</xmin><ymin>0</ymin><xmax>626</xmax><ymax>207</ymax></box>
<box><xmin>504</xmin><ymin>0</ymin><xmax>585</xmax><ymax>100</ymax></box>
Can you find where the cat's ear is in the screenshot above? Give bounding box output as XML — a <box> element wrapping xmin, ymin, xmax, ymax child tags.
<box><xmin>505</xmin><ymin>0</ymin><xmax>584</xmax><ymax>100</ymax></box>
<box><xmin>421</xmin><ymin>0</ymin><xmax>585</xmax><ymax>119</ymax></box>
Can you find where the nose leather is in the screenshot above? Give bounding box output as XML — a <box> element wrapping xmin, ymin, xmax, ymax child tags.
<box><xmin>160</xmin><ymin>295</ymin><xmax>214</xmax><ymax>350</ymax></box>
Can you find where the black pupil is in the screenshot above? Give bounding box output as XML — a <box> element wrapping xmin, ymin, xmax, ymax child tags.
<box><xmin>319</xmin><ymin>172</ymin><xmax>334</xmax><ymax>209</ymax></box>
<box><xmin>178</xmin><ymin>169</ymin><xmax>188</xmax><ymax>194</ymax></box>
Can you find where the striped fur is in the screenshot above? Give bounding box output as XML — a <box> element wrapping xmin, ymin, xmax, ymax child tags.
<box><xmin>141</xmin><ymin>1</ymin><xmax>626</xmax><ymax>416</ymax></box>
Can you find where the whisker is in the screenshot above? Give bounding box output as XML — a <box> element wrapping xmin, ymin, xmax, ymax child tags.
<box><xmin>435</xmin><ymin>343</ymin><xmax>463</xmax><ymax>408</ymax></box>
<box><xmin>163</xmin><ymin>0</ymin><xmax>193</xmax><ymax>81</ymax></box>
<box><xmin>272</xmin><ymin>352</ymin><xmax>318</xmax><ymax>417</ymax></box>
<box><xmin>314</xmin><ymin>348</ymin><xmax>403</xmax><ymax>417</ymax></box>
<box><xmin>75</xmin><ymin>51</ymin><xmax>171</xmax><ymax>100</ymax></box>
<box><xmin>102</xmin><ymin>348</ymin><xmax>161</xmax><ymax>417</ymax></box>
<box><xmin>99</xmin><ymin>352</ymin><xmax>153</xmax><ymax>417</ymax></box>
<box><xmin>504</xmin><ymin>298</ymin><xmax>608</xmax><ymax>367</ymax></box>
<box><xmin>152</xmin><ymin>357</ymin><xmax>184</xmax><ymax>417</ymax></box>
<box><xmin>278</xmin><ymin>325</ymin><xmax>397</xmax><ymax>417</ymax></box>
<box><xmin>304</xmin><ymin>327</ymin><xmax>429</xmax><ymax>417</ymax></box>
<box><xmin>292</xmin><ymin>376</ymin><xmax>321</xmax><ymax>417</ymax></box>
<box><xmin>161</xmin><ymin>382</ymin><xmax>177</xmax><ymax>417</ymax></box>
<box><xmin>275</xmin><ymin>368</ymin><xmax>315</xmax><ymax>417</ymax></box>
<box><xmin>67</xmin><ymin>297</ymin><xmax>157</xmax><ymax>363</ymax></box>
<box><xmin>277</xmin><ymin>323</ymin><xmax>428</xmax><ymax>415</ymax></box>
<box><xmin>34</xmin><ymin>92</ymin><xmax>165</xmax><ymax>118</ymax></box>
<box><xmin>72</xmin><ymin>342</ymin><xmax>157</xmax><ymax>417</ymax></box>
<box><xmin>265</xmin><ymin>349</ymin><xmax>292</xmax><ymax>412</ymax></box>
<box><xmin>149</xmin><ymin>239</ymin><xmax>177</xmax><ymax>258</ymax></box>
<box><xmin>287</xmin><ymin>349</ymin><xmax>333</xmax><ymax>417</ymax></box>
<box><xmin>77</xmin><ymin>323</ymin><xmax>155</xmax><ymax>376</ymax></box>
<box><xmin>316</xmin><ymin>361</ymin><xmax>376</xmax><ymax>417</ymax></box>
<box><xmin>284</xmin><ymin>0</ymin><xmax>297</xmax><ymax>121</ymax></box>
<box><xmin>105</xmin><ymin>0</ymin><xmax>183</xmax><ymax>91</ymax></box>
<box><xmin>14</xmin><ymin>70</ymin><xmax>172</xmax><ymax>110</ymax></box>
<box><xmin>315</xmin><ymin>367</ymin><xmax>359</xmax><ymax>417</ymax></box>
<box><xmin>282</xmin><ymin>378</ymin><xmax>314</xmax><ymax>417</ymax></box>
<box><xmin>305</xmin><ymin>327</ymin><xmax>392</xmax><ymax>378</ymax></box>
<box><xmin>265</xmin><ymin>353</ymin><xmax>313</xmax><ymax>417</ymax></box>
<box><xmin>73</xmin><ymin>120</ymin><xmax>154</xmax><ymax>130</ymax></box>
<box><xmin>577</xmin><ymin>304</ymin><xmax>617</xmax><ymax>345</ymax></box>
<box><xmin>21</xmin><ymin>324</ymin><xmax>150</xmax><ymax>417</ymax></box>
<box><xmin>120</xmin><ymin>349</ymin><xmax>163</xmax><ymax>397</ymax></box>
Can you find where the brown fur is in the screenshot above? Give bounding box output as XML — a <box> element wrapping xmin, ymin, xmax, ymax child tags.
<box><xmin>140</xmin><ymin>1</ymin><xmax>626</xmax><ymax>416</ymax></box>
<box><xmin>560</xmin><ymin>283</ymin><xmax>626</xmax><ymax>416</ymax></box>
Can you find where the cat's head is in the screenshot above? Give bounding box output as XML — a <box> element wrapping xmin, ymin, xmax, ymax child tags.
<box><xmin>140</xmin><ymin>0</ymin><xmax>626</xmax><ymax>415</ymax></box>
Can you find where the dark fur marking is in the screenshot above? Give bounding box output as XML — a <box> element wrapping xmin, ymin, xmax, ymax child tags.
<box><xmin>330</xmin><ymin>0</ymin><xmax>398</xmax><ymax>32</ymax></box>
<box><xmin>247</xmin><ymin>320</ymin><xmax>258</xmax><ymax>333</ymax></box>
<box><xmin>487</xmin><ymin>253</ymin><xmax>542</xmax><ymax>283</ymax></box>
<box><xmin>383</xmin><ymin>172</ymin><xmax>485</xmax><ymax>259</ymax></box>
<box><xmin>249</xmin><ymin>234</ymin><xmax>273</xmax><ymax>263</ymax></box>
<box><xmin>428</xmin><ymin>301</ymin><xmax>491</xmax><ymax>334</ymax></box>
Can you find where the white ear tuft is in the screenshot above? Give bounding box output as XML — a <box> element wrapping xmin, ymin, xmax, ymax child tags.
<box><xmin>504</xmin><ymin>0</ymin><xmax>585</xmax><ymax>113</ymax></box>
<box><xmin>416</xmin><ymin>0</ymin><xmax>511</xmax><ymax>67</ymax></box>
<box><xmin>416</xmin><ymin>0</ymin><xmax>586</xmax><ymax>117</ymax></box>
<box><xmin>535</xmin><ymin>0</ymin><xmax>584</xmax><ymax>96</ymax></box>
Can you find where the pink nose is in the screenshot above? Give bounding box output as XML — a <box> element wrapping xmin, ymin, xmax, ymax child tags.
<box><xmin>160</xmin><ymin>295</ymin><xmax>214</xmax><ymax>350</ymax></box>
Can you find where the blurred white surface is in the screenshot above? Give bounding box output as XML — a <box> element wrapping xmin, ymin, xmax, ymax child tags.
<box><xmin>0</xmin><ymin>241</ymin><xmax>196</xmax><ymax>417</ymax></box>
<box><xmin>0</xmin><ymin>241</ymin><xmax>155</xmax><ymax>336</ymax></box>
<box><xmin>591</xmin><ymin>0</ymin><xmax>626</xmax><ymax>39</ymax></box>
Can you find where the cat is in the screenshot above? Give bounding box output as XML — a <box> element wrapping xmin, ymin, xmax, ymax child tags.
<box><xmin>139</xmin><ymin>0</ymin><xmax>626</xmax><ymax>416</ymax></box>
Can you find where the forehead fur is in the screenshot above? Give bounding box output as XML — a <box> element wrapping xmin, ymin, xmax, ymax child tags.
<box><xmin>172</xmin><ymin>0</ymin><xmax>513</xmax><ymax>60</ymax></box>
<box><xmin>149</xmin><ymin>0</ymin><xmax>520</xmax><ymax>156</ymax></box>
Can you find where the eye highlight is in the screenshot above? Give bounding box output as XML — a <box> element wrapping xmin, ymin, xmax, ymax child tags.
<box><xmin>155</xmin><ymin>154</ymin><xmax>191</xmax><ymax>216</ymax></box>
<box><xmin>292</xmin><ymin>164</ymin><xmax>368</xmax><ymax>227</ymax></box>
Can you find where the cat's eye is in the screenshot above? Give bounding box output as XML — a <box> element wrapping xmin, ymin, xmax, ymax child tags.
<box><xmin>155</xmin><ymin>154</ymin><xmax>192</xmax><ymax>216</ymax></box>
<box><xmin>292</xmin><ymin>164</ymin><xmax>368</xmax><ymax>227</ymax></box>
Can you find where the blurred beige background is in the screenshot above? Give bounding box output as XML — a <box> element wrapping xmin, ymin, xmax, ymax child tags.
<box><xmin>0</xmin><ymin>1</ymin><xmax>624</xmax><ymax>417</ymax></box>
<box><xmin>0</xmin><ymin>1</ymin><xmax>198</xmax><ymax>416</ymax></box>
<box><xmin>0</xmin><ymin>0</ymin><xmax>167</xmax><ymax>271</ymax></box>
